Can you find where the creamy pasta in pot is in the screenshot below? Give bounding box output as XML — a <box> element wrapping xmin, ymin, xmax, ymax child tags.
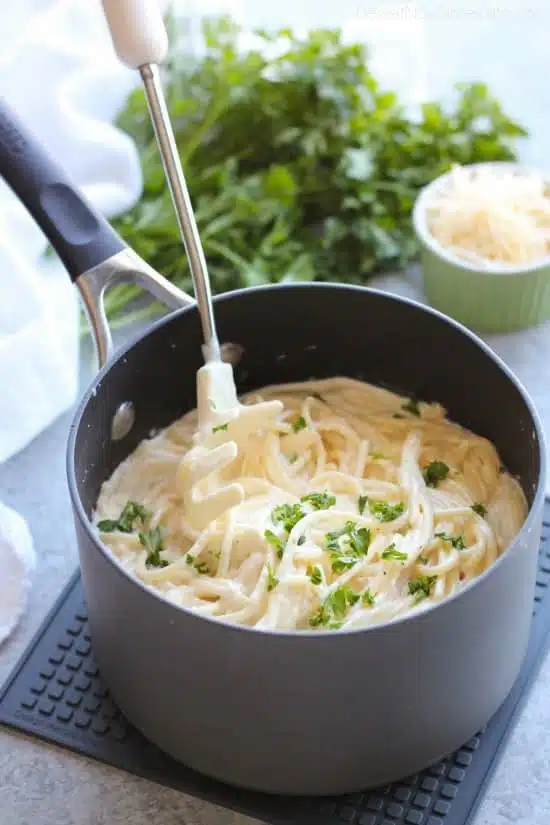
<box><xmin>94</xmin><ymin>377</ymin><xmax>527</xmax><ymax>631</ymax></box>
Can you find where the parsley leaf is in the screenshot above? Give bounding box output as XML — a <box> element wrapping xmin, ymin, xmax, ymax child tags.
<box><xmin>325</xmin><ymin>522</ymin><xmax>371</xmax><ymax>572</ymax></box>
<box><xmin>308</xmin><ymin>565</ymin><xmax>323</xmax><ymax>585</ymax></box>
<box><xmin>264</xmin><ymin>529</ymin><xmax>286</xmax><ymax>559</ymax></box>
<box><xmin>408</xmin><ymin>575</ymin><xmax>437</xmax><ymax>602</ymax></box>
<box><xmin>96</xmin><ymin>518</ymin><xmax>119</xmax><ymax>533</ymax></box>
<box><xmin>423</xmin><ymin>461</ymin><xmax>449</xmax><ymax>488</ymax></box>
<box><xmin>266</xmin><ymin>564</ymin><xmax>279</xmax><ymax>592</ymax></box>
<box><xmin>472</xmin><ymin>502</ymin><xmax>488</xmax><ymax>517</ymax></box>
<box><xmin>301</xmin><ymin>491</ymin><xmax>336</xmax><ymax>510</ymax></box>
<box><xmin>271</xmin><ymin>503</ymin><xmax>305</xmax><ymax>533</ymax></box>
<box><xmin>369</xmin><ymin>500</ymin><xmax>405</xmax><ymax>522</ymax></box>
<box><xmin>185</xmin><ymin>553</ymin><xmax>210</xmax><ymax>574</ymax></box>
<box><xmin>402</xmin><ymin>398</ymin><xmax>420</xmax><ymax>416</ymax></box>
<box><xmin>435</xmin><ymin>531</ymin><xmax>466</xmax><ymax>550</ymax></box>
<box><xmin>309</xmin><ymin>586</ymin><xmax>360</xmax><ymax>628</ymax></box>
<box><xmin>292</xmin><ymin>416</ymin><xmax>307</xmax><ymax>432</ymax></box>
<box><xmin>119</xmin><ymin>501</ymin><xmax>151</xmax><ymax>532</ymax></box>
<box><xmin>212</xmin><ymin>422</ymin><xmax>229</xmax><ymax>433</ymax></box>
<box><xmin>381</xmin><ymin>544</ymin><xmax>408</xmax><ymax>561</ymax></box>
<box><xmin>139</xmin><ymin>527</ymin><xmax>168</xmax><ymax>568</ymax></box>
<box><xmin>362</xmin><ymin>589</ymin><xmax>376</xmax><ymax>606</ymax></box>
<box><xmin>98</xmin><ymin>500</ymin><xmax>151</xmax><ymax>534</ymax></box>
<box><xmin>357</xmin><ymin>495</ymin><xmax>368</xmax><ymax>515</ymax></box>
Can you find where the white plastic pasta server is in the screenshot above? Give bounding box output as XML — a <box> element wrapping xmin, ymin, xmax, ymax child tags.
<box><xmin>101</xmin><ymin>0</ymin><xmax>282</xmax><ymax>528</ymax></box>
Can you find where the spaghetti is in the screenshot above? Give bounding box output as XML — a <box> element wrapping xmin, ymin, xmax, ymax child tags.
<box><xmin>94</xmin><ymin>377</ymin><xmax>527</xmax><ymax>631</ymax></box>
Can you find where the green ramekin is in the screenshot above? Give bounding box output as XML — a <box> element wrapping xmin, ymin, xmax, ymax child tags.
<box><xmin>412</xmin><ymin>162</ymin><xmax>550</xmax><ymax>334</ymax></box>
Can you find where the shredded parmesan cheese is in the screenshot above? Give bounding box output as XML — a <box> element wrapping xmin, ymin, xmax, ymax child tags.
<box><xmin>426</xmin><ymin>164</ymin><xmax>550</xmax><ymax>269</ymax></box>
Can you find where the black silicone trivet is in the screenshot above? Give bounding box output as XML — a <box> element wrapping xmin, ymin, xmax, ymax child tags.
<box><xmin>2</xmin><ymin>506</ymin><xmax>550</xmax><ymax>825</ymax></box>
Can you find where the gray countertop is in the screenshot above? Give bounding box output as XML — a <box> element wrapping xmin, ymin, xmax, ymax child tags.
<box><xmin>2</xmin><ymin>277</ymin><xmax>550</xmax><ymax>824</ymax></box>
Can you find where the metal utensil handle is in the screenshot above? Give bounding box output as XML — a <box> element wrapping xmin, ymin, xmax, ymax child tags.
<box><xmin>101</xmin><ymin>0</ymin><xmax>221</xmax><ymax>361</ymax></box>
<box><xmin>140</xmin><ymin>65</ymin><xmax>220</xmax><ymax>361</ymax></box>
<box><xmin>0</xmin><ymin>96</ymin><xmax>194</xmax><ymax>368</ymax></box>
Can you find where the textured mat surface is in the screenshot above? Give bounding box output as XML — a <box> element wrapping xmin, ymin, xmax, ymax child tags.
<box><xmin>2</xmin><ymin>503</ymin><xmax>550</xmax><ymax>825</ymax></box>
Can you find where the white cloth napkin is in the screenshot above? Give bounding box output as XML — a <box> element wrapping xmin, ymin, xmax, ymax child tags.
<box><xmin>0</xmin><ymin>0</ymin><xmax>144</xmax><ymax>466</ymax></box>
<box><xmin>0</xmin><ymin>502</ymin><xmax>36</xmax><ymax>646</ymax></box>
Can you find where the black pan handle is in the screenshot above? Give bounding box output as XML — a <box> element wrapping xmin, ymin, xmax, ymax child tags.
<box><xmin>0</xmin><ymin>97</ymin><xmax>127</xmax><ymax>279</ymax></box>
<box><xmin>0</xmin><ymin>96</ymin><xmax>194</xmax><ymax>368</ymax></box>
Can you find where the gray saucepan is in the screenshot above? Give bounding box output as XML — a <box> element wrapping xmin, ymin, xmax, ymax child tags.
<box><xmin>0</xmin><ymin>98</ymin><xmax>545</xmax><ymax>796</ymax></box>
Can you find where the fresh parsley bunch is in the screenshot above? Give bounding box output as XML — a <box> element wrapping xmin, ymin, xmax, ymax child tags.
<box><xmin>107</xmin><ymin>15</ymin><xmax>526</xmax><ymax>325</ymax></box>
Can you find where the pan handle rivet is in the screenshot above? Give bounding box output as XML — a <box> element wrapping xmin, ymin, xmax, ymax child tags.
<box><xmin>111</xmin><ymin>401</ymin><xmax>135</xmax><ymax>442</ymax></box>
<box><xmin>220</xmin><ymin>342</ymin><xmax>244</xmax><ymax>367</ymax></box>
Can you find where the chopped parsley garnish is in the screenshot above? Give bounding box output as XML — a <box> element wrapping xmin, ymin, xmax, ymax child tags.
<box><xmin>370</xmin><ymin>451</ymin><xmax>386</xmax><ymax>461</ymax></box>
<box><xmin>98</xmin><ymin>500</ymin><xmax>151</xmax><ymax>534</ymax></box>
<box><xmin>408</xmin><ymin>575</ymin><xmax>437</xmax><ymax>602</ymax></box>
<box><xmin>418</xmin><ymin>555</ymin><xmax>429</xmax><ymax>564</ymax></box>
<box><xmin>308</xmin><ymin>565</ymin><xmax>323</xmax><ymax>585</ymax></box>
<box><xmin>212</xmin><ymin>422</ymin><xmax>229</xmax><ymax>433</ymax></box>
<box><xmin>381</xmin><ymin>544</ymin><xmax>408</xmax><ymax>561</ymax></box>
<box><xmin>435</xmin><ymin>531</ymin><xmax>466</xmax><ymax>550</ymax></box>
<box><xmin>472</xmin><ymin>502</ymin><xmax>487</xmax><ymax>517</ymax></box>
<box><xmin>309</xmin><ymin>586</ymin><xmax>360</xmax><ymax>628</ymax></box>
<box><xmin>423</xmin><ymin>461</ymin><xmax>449</xmax><ymax>488</ymax></box>
<box><xmin>185</xmin><ymin>553</ymin><xmax>210</xmax><ymax>574</ymax></box>
<box><xmin>139</xmin><ymin>527</ymin><xmax>168</xmax><ymax>568</ymax></box>
<box><xmin>96</xmin><ymin>518</ymin><xmax>120</xmax><ymax>533</ymax></box>
<box><xmin>266</xmin><ymin>565</ymin><xmax>279</xmax><ymax>592</ymax></box>
<box><xmin>292</xmin><ymin>416</ymin><xmax>307</xmax><ymax>432</ymax></box>
<box><xmin>270</xmin><ymin>495</ymin><xmax>334</xmax><ymax>560</ymax></box>
<box><xmin>271</xmin><ymin>503</ymin><xmax>305</xmax><ymax>533</ymax></box>
<box><xmin>264</xmin><ymin>529</ymin><xmax>286</xmax><ymax>559</ymax></box>
<box><xmin>402</xmin><ymin>398</ymin><xmax>421</xmax><ymax>416</ymax></box>
<box><xmin>325</xmin><ymin>522</ymin><xmax>371</xmax><ymax>572</ymax></box>
<box><xmin>118</xmin><ymin>501</ymin><xmax>151</xmax><ymax>532</ymax></box>
<box><xmin>301</xmin><ymin>491</ymin><xmax>336</xmax><ymax>510</ymax></box>
<box><xmin>369</xmin><ymin>500</ymin><xmax>405</xmax><ymax>522</ymax></box>
<box><xmin>362</xmin><ymin>589</ymin><xmax>376</xmax><ymax>607</ymax></box>
<box><xmin>358</xmin><ymin>495</ymin><xmax>367</xmax><ymax>515</ymax></box>
<box><xmin>393</xmin><ymin>413</ymin><xmax>405</xmax><ymax>419</ymax></box>
<box><xmin>288</xmin><ymin>453</ymin><xmax>298</xmax><ymax>464</ymax></box>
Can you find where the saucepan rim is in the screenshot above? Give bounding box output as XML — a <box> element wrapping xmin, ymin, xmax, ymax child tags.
<box><xmin>66</xmin><ymin>281</ymin><xmax>547</xmax><ymax>639</ymax></box>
